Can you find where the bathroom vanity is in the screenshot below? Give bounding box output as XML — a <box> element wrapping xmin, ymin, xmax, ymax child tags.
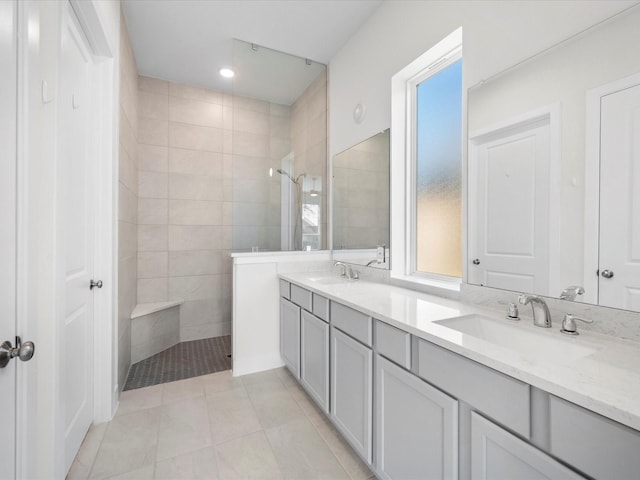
<box><xmin>278</xmin><ymin>273</ymin><xmax>640</xmax><ymax>480</ymax></box>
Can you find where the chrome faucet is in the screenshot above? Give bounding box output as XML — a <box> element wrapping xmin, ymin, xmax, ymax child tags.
<box><xmin>559</xmin><ymin>286</ymin><xmax>585</xmax><ymax>301</ymax></box>
<box><xmin>333</xmin><ymin>261</ymin><xmax>359</xmax><ymax>280</ymax></box>
<box><xmin>518</xmin><ymin>294</ymin><xmax>552</xmax><ymax>328</ymax></box>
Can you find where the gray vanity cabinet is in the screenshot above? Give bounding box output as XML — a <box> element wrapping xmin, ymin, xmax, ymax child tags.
<box><xmin>300</xmin><ymin>310</ymin><xmax>329</xmax><ymax>413</ymax></box>
<box><xmin>548</xmin><ymin>395</ymin><xmax>640</xmax><ymax>479</ymax></box>
<box><xmin>471</xmin><ymin>412</ymin><xmax>584</xmax><ymax>480</ymax></box>
<box><xmin>331</xmin><ymin>326</ymin><xmax>373</xmax><ymax>463</ymax></box>
<box><xmin>280</xmin><ymin>297</ymin><xmax>300</xmax><ymax>378</ymax></box>
<box><xmin>376</xmin><ymin>356</ymin><xmax>458</xmax><ymax>480</ymax></box>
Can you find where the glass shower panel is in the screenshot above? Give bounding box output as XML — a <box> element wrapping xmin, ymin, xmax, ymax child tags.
<box><xmin>231</xmin><ymin>40</ymin><xmax>327</xmax><ymax>252</ymax></box>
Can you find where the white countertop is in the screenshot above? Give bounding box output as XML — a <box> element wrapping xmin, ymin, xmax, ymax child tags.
<box><xmin>280</xmin><ymin>272</ymin><xmax>640</xmax><ymax>432</ymax></box>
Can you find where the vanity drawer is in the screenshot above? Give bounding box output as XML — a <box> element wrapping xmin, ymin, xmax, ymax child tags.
<box><xmin>290</xmin><ymin>284</ymin><xmax>312</xmax><ymax>311</ymax></box>
<box><xmin>279</xmin><ymin>280</ymin><xmax>290</xmax><ymax>299</ymax></box>
<box><xmin>312</xmin><ymin>293</ymin><xmax>330</xmax><ymax>322</ymax></box>
<box><xmin>549</xmin><ymin>395</ymin><xmax>640</xmax><ymax>479</ymax></box>
<box><xmin>417</xmin><ymin>339</ymin><xmax>530</xmax><ymax>438</ymax></box>
<box><xmin>375</xmin><ymin>320</ymin><xmax>411</xmax><ymax>369</ymax></box>
<box><xmin>331</xmin><ymin>302</ymin><xmax>372</xmax><ymax>347</ymax></box>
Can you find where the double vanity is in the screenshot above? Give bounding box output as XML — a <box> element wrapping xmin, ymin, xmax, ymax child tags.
<box><xmin>278</xmin><ymin>272</ymin><xmax>640</xmax><ymax>480</ymax></box>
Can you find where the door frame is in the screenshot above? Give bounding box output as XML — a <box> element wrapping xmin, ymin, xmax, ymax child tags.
<box><xmin>16</xmin><ymin>1</ymin><xmax>118</xmax><ymax>477</ymax></box>
<box><xmin>468</xmin><ymin>103</ymin><xmax>561</xmax><ymax>295</ymax></box>
<box><xmin>584</xmin><ymin>72</ymin><xmax>640</xmax><ymax>305</ymax></box>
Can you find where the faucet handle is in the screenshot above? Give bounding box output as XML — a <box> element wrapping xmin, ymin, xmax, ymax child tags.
<box><xmin>560</xmin><ymin>313</ymin><xmax>593</xmax><ymax>335</ymax></box>
<box><xmin>506</xmin><ymin>302</ymin><xmax>520</xmax><ymax>321</ymax></box>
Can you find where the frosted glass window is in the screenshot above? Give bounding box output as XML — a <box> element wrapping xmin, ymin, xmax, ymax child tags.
<box><xmin>415</xmin><ymin>59</ymin><xmax>462</xmax><ymax>277</ymax></box>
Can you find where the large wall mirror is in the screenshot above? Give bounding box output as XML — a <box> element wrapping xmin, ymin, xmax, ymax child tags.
<box><xmin>332</xmin><ymin>129</ymin><xmax>390</xmax><ymax>268</ymax></box>
<box><xmin>467</xmin><ymin>5</ymin><xmax>640</xmax><ymax>311</ymax></box>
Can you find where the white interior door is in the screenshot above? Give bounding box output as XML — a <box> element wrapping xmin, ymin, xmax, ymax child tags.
<box><xmin>599</xmin><ymin>82</ymin><xmax>640</xmax><ymax>311</ymax></box>
<box><xmin>59</xmin><ymin>3</ymin><xmax>96</xmax><ymax>472</ymax></box>
<box><xmin>469</xmin><ymin>117</ymin><xmax>551</xmax><ymax>295</ymax></box>
<box><xmin>0</xmin><ymin>0</ymin><xmax>17</xmax><ymax>477</ymax></box>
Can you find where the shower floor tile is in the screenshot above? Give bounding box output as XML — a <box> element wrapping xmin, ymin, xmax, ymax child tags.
<box><xmin>124</xmin><ymin>336</ymin><xmax>232</xmax><ymax>391</ymax></box>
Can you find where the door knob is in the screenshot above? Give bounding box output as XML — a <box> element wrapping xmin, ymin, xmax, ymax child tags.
<box><xmin>601</xmin><ymin>269</ymin><xmax>614</xmax><ymax>279</ymax></box>
<box><xmin>0</xmin><ymin>336</ymin><xmax>35</xmax><ymax>368</ymax></box>
<box><xmin>472</xmin><ymin>259</ymin><xmax>480</xmax><ymax>265</ymax></box>
<box><xmin>90</xmin><ymin>279</ymin><xmax>103</xmax><ymax>290</ymax></box>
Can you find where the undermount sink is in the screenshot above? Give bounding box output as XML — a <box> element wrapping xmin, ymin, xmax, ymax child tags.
<box><xmin>434</xmin><ymin>314</ymin><xmax>599</xmax><ymax>363</ymax></box>
<box><xmin>306</xmin><ymin>275</ymin><xmax>352</xmax><ymax>285</ymax></box>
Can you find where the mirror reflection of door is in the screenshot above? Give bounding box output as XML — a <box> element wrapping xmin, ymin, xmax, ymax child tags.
<box><xmin>598</xmin><ymin>79</ymin><xmax>640</xmax><ymax>311</ymax></box>
<box><xmin>469</xmin><ymin>110</ymin><xmax>556</xmax><ymax>295</ymax></box>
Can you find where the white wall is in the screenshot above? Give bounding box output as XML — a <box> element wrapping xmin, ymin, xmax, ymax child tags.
<box><xmin>329</xmin><ymin>0</ymin><xmax>637</xmax><ymax>156</ymax></box>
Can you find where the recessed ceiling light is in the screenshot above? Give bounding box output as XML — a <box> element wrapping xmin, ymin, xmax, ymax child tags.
<box><xmin>219</xmin><ymin>68</ymin><xmax>235</xmax><ymax>78</ymax></box>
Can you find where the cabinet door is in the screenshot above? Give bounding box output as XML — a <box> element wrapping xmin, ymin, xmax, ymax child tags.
<box><xmin>331</xmin><ymin>327</ymin><xmax>373</xmax><ymax>463</ymax></box>
<box><xmin>376</xmin><ymin>356</ymin><xmax>458</xmax><ymax>480</ymax></box>
<box><xmin>300</xmin><ymin>311</ymin><xmax>329</xmax><ymax>412</ymax></box>
<box><xmin>280</xmin><ymin>297</ymin><xmax>300</xmax><ymax>378</ymax></box>
<box><xmin>471</xmin><ymin>412</ymin><xmax>584</xmax><ymax>480</ymax></box>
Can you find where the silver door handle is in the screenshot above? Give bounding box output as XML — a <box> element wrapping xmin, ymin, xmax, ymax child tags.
<box><xmin>472</xmin><ymin>259</ymin><xmax>480</xmax><ymax>265</ymax></box>
<box><xmin>0</xmin><ymin>336</ymin><xmax>35</xmax><ymax>368</ymax></box>
<box><xmin>90</xmin><ymin>279</ymin><xmax>103</xmax><ymax>290</ymax></box>
<box><xmin>601</xmin><ymin>269</ymin><xmax>614</xmax><ymax>279</ymax></box>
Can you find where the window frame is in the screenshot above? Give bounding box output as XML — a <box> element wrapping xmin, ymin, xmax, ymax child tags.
<box><xmin>390</xmin><ymin>28</ymin><xmax>464</xmax><ymax>294</ymax></box>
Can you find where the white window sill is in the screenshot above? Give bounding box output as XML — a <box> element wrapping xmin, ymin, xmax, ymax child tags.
<box><xmin>390</xmin><ymin>272</ymin><xmax>461</xmax><ymax>300</ymax></box>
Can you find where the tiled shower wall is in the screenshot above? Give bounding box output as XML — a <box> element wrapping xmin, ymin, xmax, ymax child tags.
<box><xmin>134</xmin><ymin>76</ymin><xmax>330</xmax><ymax>341</ymax></box>
<box><xmin>117</xmin><ymin>15</ymin><xmax>138</xmax><ymax>389</ymax></box>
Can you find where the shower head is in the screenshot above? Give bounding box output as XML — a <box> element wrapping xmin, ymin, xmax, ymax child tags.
<box><xmin>277</xmin><ymin>169</ymin><xmax>306</xmax><ymax>185</ymax></box>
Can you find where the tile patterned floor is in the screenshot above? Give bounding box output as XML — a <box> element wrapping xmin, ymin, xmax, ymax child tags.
<box><xmin>124</xmin><ymin>336</ymin><xmax>232</xmax><ymax>391</ymax></box>
<box><xmin>67</xmin><ymin>367</ymin><xmax>375</xmax><ymax>480</ymax></box>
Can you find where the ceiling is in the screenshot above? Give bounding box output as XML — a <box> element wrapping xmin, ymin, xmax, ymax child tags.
<box><xmin>122</xmin><ymin>0</ymin><xmax>382</xmax><ymax>104</ymax></box>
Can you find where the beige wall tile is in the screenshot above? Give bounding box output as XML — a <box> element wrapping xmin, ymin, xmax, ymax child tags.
<box><xmin>181</xmin><ymin>321</ymin><xmax>231</xmax><ymax>343</ymax></box>
<box><xmin>168</xmin><ymin>251</ymin><xmax>221</xmax><ymax>277</ymax></box>
<box><xmin>232</xmin><ymin>95</ymin><xmax>269</xmax><ymax>114</ymax></box>
<box><xmin>169</xmin><ymin>96</ymin><xmax>223</xmax><ymax>128</ymax></box>
<box><xmin>138</xmin><ymin>144</ymin><xmax>169</xmax><ymax>173</ymax></box>
<box><xmin>139</xmin><ymin>117</ymin><xmax>168</xmax><ymax>146</ymax></box>
<box><xmin>119</xmin><ymin>143</ymin><xmax>137</xmax><ymax>193</ymax></box>
<box><xmin>168</xmin><ymin>226</ymin><xmax>222</xmax><ymax>251</ymax></box>
<box><xmin>232</xmin><ymin>155</ymin><xmax>267</xmax><ymax>180</ymax></box>
<box><xmin>119</xmin><ymin>221</ymin><xmax>137</xmax><ymax>260</ymax></box>
<box><xmin>169</xmin><ymin>174</ymin><xmax>222</xmax><ymax>201</ymax></box>
<box><xmin>232</xmin><ymin>202</ymin><xmax>267</xmax><ymax>227</ymax></box>
<box><xmin>138</xmin><ymin>198</ymin><xmax>168</xmax><ymax>225</ymax></box>
<box><xmin>169</xmin><ymin>82</ymin><xmax>223</xmax><ymax>104</ymax></box>
<box><xmin>168</xmin><ymin>275</ymin><xmax>221</xmax><ymax>301</ymax></box>
<box><xmin>232</xmin><ymin>179</ymin><xmax>268</xmax><ymax>203</ymax></box>
<box><xmin>138</xmin><ymin>225</ymin><xmax>168</xmax><ymax>252</ymax></box>
<box><xmin>139</xmin><ymin>91</ymin><xmax>168</xmax><ymax>120</ymax></box>
<box><xmin>139</xmin><ymin>75</ymin><xmax>168</xmax><ymax>95</ymax></box>
<box><xmin>119</xmin><ymin>182</ymin><xmax>137</xmax><ymax>224</ymax></box>
<box><xmin>169</xmin><ymin>199</ymin><xmax>222</xmax><ymax>225</ymax></box>
<box><xmin>169</xmin><ymin>122</ymin><xmax>223</xmax><ymax>152</ymax></box>
<box><xmin>232</xmin><ymin>108</ymin><xmax>268</xmax><ymax>135</ymax></box>
<box><xmin>138</xmin><ymin>251</ymin><xmax>168</xmax><ymax>279</ymax></box>
<box><xmin>138</xmin><ymin>171</ymin><xmax>168</xmax><ymax>199</ymax></box>
<box><xmin>169</xmin><ymin>148</ymin><xmax>223</xmax><ymax>176</ymax></box>
<box><xmin>232</xmin><ymin>131</ymin><xmax>268</xmax><ymax>157</ymax></box>
<box><xmin>137</xmin><ymin>277</ymin><xmax>168</xmax><ymax>303</ymax></box>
